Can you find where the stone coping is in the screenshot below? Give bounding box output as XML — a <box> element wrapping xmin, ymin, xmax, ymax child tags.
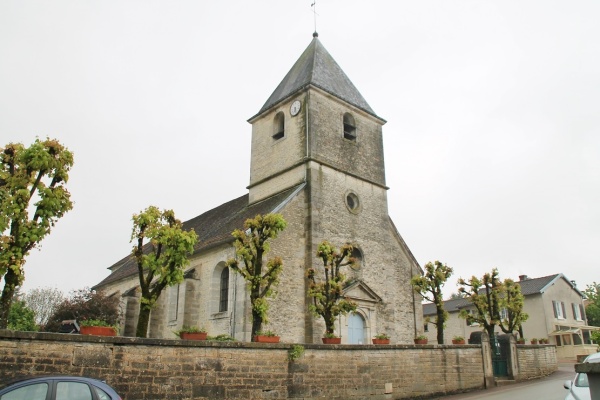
<box><xmin>0</xmin><ymin>330</ymin><xmax>481</xmax><ymax>350</ymax></box>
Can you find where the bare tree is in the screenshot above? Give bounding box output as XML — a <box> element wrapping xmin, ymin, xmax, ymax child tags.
<box><xmin>23</xmin><ymin>287</ymin><xmax>65</xmax><ymax>326</ymax></box>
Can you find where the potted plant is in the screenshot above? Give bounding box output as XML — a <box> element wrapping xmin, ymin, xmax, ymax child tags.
<box><xmin>372</xmin><ymin>333</ymin><xmax>391</xmax><ymax>345</ymax></box>
<box><xmin>175</xmin><ymin>326</ymin><xmax>207</xmax><ymax>340</ymax></box>
<box><xmin>253</xmin><ymin>330</ymin><xmax>280</xmax><ymax>343</ymax></box>
<box><xmin>452</xmin><ymin>335</ymin><xmax>465</xmax><ymax>345</ymax></box>
<box><xmin>539</xmin><ymin>338</ymin><xmax>548</xmax><ymax>344</ymax></box>
<box><xmin>322</xmin><ymin>332</ymin><xmax>341</xmax><ymax>345</ymax></box>
<box><xmin>517</xmin><ymin>337</ymin><xmax>526</xmax><ymax>344</ymax></box>
<box><xmin>414</xmin><ymin>334</ymin><xmax>428</xmax><ymax>345</ymax></box>
<box><xmin>79</xmin><ymin>319</ymin><xmax>117</xmax><ymax>337</ymax></box>
<box><xmin>531</xmin><ymin>338</ymin><xmax>538</xmax><ymax>345</ymax></box>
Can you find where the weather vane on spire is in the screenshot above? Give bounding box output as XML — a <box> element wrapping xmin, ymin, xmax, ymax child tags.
<box><xmin>311</xmin><ymin>1</ymin><xmax>318</xmax><ymax>37</ymax></box>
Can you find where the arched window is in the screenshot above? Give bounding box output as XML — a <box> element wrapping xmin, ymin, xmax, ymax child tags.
<box><xmin>343</xmin><ymin>113</ymin><xmax>356</xmax><ymax>141</ymax></box>
<box><xmin>350</xmin><ymin>246</ymin><xmax>363</xmax><ymax>270</ymax></box>
<box><xmin>219</xmin><ymin>267</ymin><xmax>229</xmax><ymax>312</ymax></box>
<box><xmin>273</xmin><ymin>112</ymin><xmax>285</xmax><ymax>140</ymax></box>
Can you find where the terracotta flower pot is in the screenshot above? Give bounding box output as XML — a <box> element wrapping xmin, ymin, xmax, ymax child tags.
<box><xmin>322</xmin><ymin>337</ymin><xmax>342</xmax><ymax>344</ymax></box>
<box><xmin>253</xmin><ymin>335</ymin><xmax>280</xmax><ymax>343</ymax></box>
<box><xmin>414</xmin><ymin>338</ymin><xmax>428</xmax><ymax>345</ymax></box>
<box><xmin>452</xmin><ymin>339</ymin><xmax>465</xmax><ymax>345</ymax></box>
<box><xmin>80</xmin><ymin>326</ymin><xmax>116</xmax><ymax>337</ymax></box>
<box><xmin>372</xmin><ymin>339</ymin><xmax>390</xmax><ymax>345</ymax></box>
<box><xmin>180</xmin><ymin>332</ymin><xmax>207</xmax><ymax>340</ymax></box>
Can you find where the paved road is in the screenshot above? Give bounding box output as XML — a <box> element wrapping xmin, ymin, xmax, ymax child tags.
<box><xmin>430</xmin><ymin>362</ymin><xmax>576</xmax><ymax>400</ymax></box>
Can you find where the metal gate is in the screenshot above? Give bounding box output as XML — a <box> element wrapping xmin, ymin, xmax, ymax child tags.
<box><xmin>490</xmin><ymin>334</ymin><xmax>509</xmax><ymax>377</ymax></box>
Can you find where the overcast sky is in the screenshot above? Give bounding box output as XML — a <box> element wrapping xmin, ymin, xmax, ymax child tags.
<box><xmin>1</xmin><ymin>1</ymin><xmax>598</xmax><ymax>298</ymax></box>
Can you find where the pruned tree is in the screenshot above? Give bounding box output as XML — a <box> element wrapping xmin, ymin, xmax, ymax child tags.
<box><xmin>411</xmin><ymin>261</ymin><xmax>453</xmax><ymax>344</ymax></box>
<box><xmin>0</xmin><ymin>138</ymin><xmax>74</xmax><ymax>328</ymax></box>
<box><xmin>23</xmin><ymin>287</ymin><xmax>65</xmax><ymax>327</ymax></box>
<box><xmin>307</xmin><ymin>241</ymin><xmax>357</xmax><ymax>337</ymax></box>
<box><xmin>458</xmin><ymin>268</ymin><xmax>503</xmax><ymax>339</ymax></box>
<box><xmin>497</xmin><ymin>278</ymin><xmax>528</xmax><ymax>335</ymax></box>
<box><xmin>458</xmin><ymin>268</ymin><xmax>528</xmax><ymax>339</ymax></box>
<box><xmin>44</xmin><ymin>287</ymin><xmax>120</xmax><ymax>332</ymax></box>
<box><xmin>131</xmin><ymin>206</ymin><xmax>198</xmax><ymax>338</ymax></box>
<box><xmin>584</xmin><ymin>282</ymin><xmax>600</xmax><ymax>327</ymax></box>
<box><xmin>226</xmin><ymin>214</ymin><xmax>286</xmax><ymax>340</ymax></box>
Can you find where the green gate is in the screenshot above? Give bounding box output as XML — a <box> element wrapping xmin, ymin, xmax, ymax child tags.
<box><xmin>490</xmin><ymin>334</ymin><xmax>509</xmax><ymax>377</ymax></box>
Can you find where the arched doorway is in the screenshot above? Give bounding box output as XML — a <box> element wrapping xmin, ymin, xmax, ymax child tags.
<box><xmin>348</xmin><ymin>313</ymin><xmax>365</xmax><ymax>344</ymax></box>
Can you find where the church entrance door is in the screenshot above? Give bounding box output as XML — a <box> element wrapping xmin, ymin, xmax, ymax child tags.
<box><xmin>348</xmin><ymin>313</ymin><xmax>365</xmax><ymax>344</ymax></box>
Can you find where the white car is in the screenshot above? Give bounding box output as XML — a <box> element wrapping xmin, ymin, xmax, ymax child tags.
<box><xmin>564</xmin><ymin>352</ymin><xmax>600</xmax><ymax>400</ymax></box>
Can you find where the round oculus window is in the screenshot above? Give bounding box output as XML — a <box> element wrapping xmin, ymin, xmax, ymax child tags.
<box><xmin>346</xmin><ymin>192</ymin><xmax>360</xmax><ymax>212</ymax></box>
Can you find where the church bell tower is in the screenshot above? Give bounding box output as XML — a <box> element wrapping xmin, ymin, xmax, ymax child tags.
<box><xmin>247</xmin><ymin>33</ymin><xmax>387</xmax><ymax>205</ymax></box>
<box><xmin>246</xmin><ymin>34</ymin><xmax>419</xmax><ymax>344</ymax></box>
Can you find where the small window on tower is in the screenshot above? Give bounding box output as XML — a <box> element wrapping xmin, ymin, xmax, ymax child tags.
<box><xmin>273</xmin><ymin>112</ymin><xmax>285</xmax><ymax>140</ymax></box>
<box><xmin>349</xmin><ymin>246</ymin><xmax>363</xmax><ymax>270</ymax></box>
<box><xmin>343</xmin><ymin>113</ymin><xmax>356</xmax><ymax>141</ymax></box>
<box><xmin>346</xmin><ymin>191</ymin><xmax>360</xmax><ymax>213</ymax></box>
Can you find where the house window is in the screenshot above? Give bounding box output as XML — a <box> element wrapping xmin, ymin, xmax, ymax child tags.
<box><xmin>465</xmin><ymin>309</ymin><xmax>479</xmax><ymax>326</ymax></box>
<box><xmin>583</xmin><ymin>330</ymin><xmax>592</xmax><ymax>344</ymax></box>
<box><xmin>499</xmin><ymin>308</ymin><xmax>508</xmax><ymax>321</ymax></box>
<box><xmin>424</xmin><ymin>323</ymin><xmax>429</xmax><ymax>332</ymax></box>
<box><xmin>343</xmin><ymin>113</ymin><xmax>356</xmax><ymax>141</ymax></box>
<box><xmin>556</xmin><ymin>335</ymin><xmax>562</xmax><ymax>346</ymax></box>
<box><xmin>573</xmin><ymin>303</ymin><xmax>583</xmax><ymax>321</ymax></box>
<box><xmin>219</xmin><ymin>267</ymin><xmax>229</xmax><ymax>312</ymax></box>
<box><xmin>273</xmin><ymin>112</ymin><xmax>285</xmax><ymax>140</ymax></box>
<box><xmin>168</xmin><ymin>284</ymin><xmax>180</xmax><ymax>323</ymax></box>
<box><xmin>553</xmin><ymin>301</ymin><xmax>566</xmax><ymax>319</ymax></box>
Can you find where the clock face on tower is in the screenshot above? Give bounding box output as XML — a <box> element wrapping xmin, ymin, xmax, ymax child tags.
<box><xmin>290</xmin><ymin>100</ymin><xmax>301</xmax><ymax>116</ymax></box>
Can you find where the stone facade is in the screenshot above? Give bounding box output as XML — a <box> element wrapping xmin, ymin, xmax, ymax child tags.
<box><xmin>94</xmin><ymin>37</ymin><xmax>423</xmax><ymax>344</ymax></box>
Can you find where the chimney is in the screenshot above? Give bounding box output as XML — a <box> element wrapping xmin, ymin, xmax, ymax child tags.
<box><xmin>519</xmin><ymin>275</ymin><xmax>529</xmax><ymax>281</ymax></box>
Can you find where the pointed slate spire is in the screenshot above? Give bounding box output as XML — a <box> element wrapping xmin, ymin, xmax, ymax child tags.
<box><xmin>257</xmin><ymin>36</ymin><xmax>378</xmax><ymax>118</ymax></box>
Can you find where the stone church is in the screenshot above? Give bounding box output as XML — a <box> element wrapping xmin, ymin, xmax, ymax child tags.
<box><xmin>94</xmin><ymin>34</ymin><xmax>423</xmax><ymax>344</ymax></box>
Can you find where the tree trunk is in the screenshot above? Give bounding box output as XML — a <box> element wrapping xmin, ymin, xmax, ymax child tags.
<box><xmin>486</xmin><ymin>324</ymin><xmax>495</xmax><ymax>341</ymax></box>
<box><xmin>251</xmin><ymin>309</ymin><xmax>262</xmax><ymax>340</ymax></box>
<box><xmin>436</xmin><ymin>308</ymin><xmax>445</xmax><ymax>344</ymax></box>
<box><xmin>0</xmin><ymin>268</ymin><xmax>19</xmax><ymax>329</ymax></box>
<box><xmin>136</xmin><ymin>303</ymin><xmax>151</xmax><ymax>338</ymax></box>
<box><xmin>324</xmin><ymin>310</ymin><xmax>335</xmax><ymax>335</ymax></box>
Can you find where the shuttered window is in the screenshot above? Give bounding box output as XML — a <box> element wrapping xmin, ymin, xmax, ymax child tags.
<box><xmin>553</xmin><ymin>300</ymin><xmax>565</xmax><ymax>319</ymax></box>
<box><xmin>572</xmin><ymin>303</ymin><xmax>583</xmax><ymax>321</ymax></box>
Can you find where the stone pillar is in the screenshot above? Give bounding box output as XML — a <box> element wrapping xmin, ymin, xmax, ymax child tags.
<box><xmin>501</xmin><ymin>334</ymin><xmax>519</xmax><ymax>381</ymax></box>
<box><xmin>480</xmin><ymin>332</ymin><xmax>495</xmax><ymax>388</ymax></box>
<box><xmin>575</xmin><ymin>363</ymin><xmax>600</xmax><ymax>400</ymax></box>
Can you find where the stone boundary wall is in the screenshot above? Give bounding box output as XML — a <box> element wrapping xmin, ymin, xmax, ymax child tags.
<box><xmin>516</xmin><ymin>344</ymin><xmax>558</xmax><ymax>380</ymax></box>
<box><xmin>0</xmin><ymin>331</ymin><xmax>554</xmax><ymax>400</ymax></box>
